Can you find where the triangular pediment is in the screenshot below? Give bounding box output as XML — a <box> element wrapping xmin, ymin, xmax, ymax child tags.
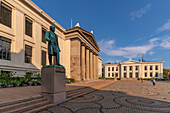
<box><xmin>81</xmin><ymin>32</ymin><xmax>97</xmax><ymax>47</ymax></box>
<box><xmin>122</xmin><ymin>60</ymin><xmax>139</xmax><ymax>64</ymax></box>
<box><xmin>65</xmin><ymin>27</ymin><xmax>100</xmax><ymax>51</ymax></box>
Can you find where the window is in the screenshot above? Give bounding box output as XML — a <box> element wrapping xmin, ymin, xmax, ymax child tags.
<box><xmin>155</xmin><ymin>72</ymin><xmax>158</xmax><ymax>77</ymax></box>
<box><xmin>25</xmin><ymin>45</ymin><xmax>32</xmax><ymax>63</ymax></box>
<box><xmin>42</xmin><ymin>27</ymin><xmax>46</xmax><ymax>43</ymax></box>
<box><xmin>129</xmin><ymin>73</ymin><xmax>132</xmax><ymax>78</ymax></box>
<box><xmin>25</xmin><ymin>17</ymin><xmax>32</xmax><ymax>37</ymax></box>
<box><xmin>124</xmin><ymin>66</ymin><xmax>126</xmax><ymax>71</ymax></box>
<box><xmin>112</xmin><ymin>67</ymin><xmax>114</xmax><ymax>71</ymax></box>
<box><xmin>135</xmin><ymin>73</ymin><xmax>138</xmax><ymax>78</ymax></box>
<box><xmin>112</xmin><ymin>73</ymin><xmax>114</xmax><ymax>77</ymax></box>
<box><xmin>145</xmin><ymin>66</ymin><xmax>147</xmax><ymax>70</ymax></box>
<box><xmin>155</xmin><ymin>65</ymin><xmax>158</xmax><ymax>70</ymax></box>
<box><xmin>129</xmin><ymin>66</ymin><xmax>132</xmax><ymax>71</ymax></box>
<box><xmin>145</xmin><ymin>72</ymin><xmax>147</xmax><ymax>77</ymax></box>
<box><xmin>41</xmin><ymin>50</ymin><xmax>46</xmax><ymax>66</ymax></box>
<box><xmin>108</xmin><ymin>67</ymin><xmax>110</xmax><ymax>71</ymax></box>
<box><xmin>115</xmin><ymin>73</ymin><xmax>118</xmax><ymax>77</ymax></box>
<box><xmin>116</xmin><ymin>67</ymin><xmax>118</xmax><ymax>71</ymax></box>
<box><xmin>108</xmin><ymin>73</ymin><xmax>110</xmax><ymax>77</ymax></box>
<box><xmin>150</xmin><ymin>72</ymin><xmax>152</xmax><ymax>77</ymax></box>
<box><xmin>150</xmin><ymin>66</ymin><xmax>152</xmax><ymax>70</ymax></box>
<box><xmin>124</xmin><ymin>73</ymin><xmax>126</xmax><ymax>78</ymax></box>
<box><xmin>136</xmin><ymin>66</ymin><xmax>139</xmax><ymax>70</ymax></box>
<box><xmin>0</xmin><ymin>2</ymin><xmax>12</xmax><ymax>27</ymax></box>
<box><xmin>0</xmin><ymin>37</ymin><xmax>11</xmax><ymax>60</ymax></box>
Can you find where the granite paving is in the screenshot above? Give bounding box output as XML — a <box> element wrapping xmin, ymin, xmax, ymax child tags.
<box><xmin>39</xmin><ymin>81</ymin><xmax>170</xmax><ymax>113</ymax></box>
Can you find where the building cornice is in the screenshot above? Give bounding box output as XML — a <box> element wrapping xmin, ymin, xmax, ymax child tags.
<box><xmin>21</xmin><ymin>0</ymin><xmax>66</xmax><ymax>32</ymax></box>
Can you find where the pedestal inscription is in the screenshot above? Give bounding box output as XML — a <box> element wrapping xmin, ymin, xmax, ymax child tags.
<box><xmin>41</xmin><ymin>66</ymin><xmax>66</xmax><ymax>105</ymax></box>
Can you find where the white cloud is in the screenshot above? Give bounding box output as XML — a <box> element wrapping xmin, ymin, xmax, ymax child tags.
<box><xmin>156</xmin><ymin>19</ymin><xmax>170</xmax><ymax>33</ymax></box>
<box><xmin>130</xmin><ymin>3</ymin><xmax>152</xmax><ymax>21</ymax></box>
<box><xmin>98</xmin><ymin>38</ymin><xmax>156</xmax><ymax>58</ymax></box>
<box><xmin>149</xmin><ymin>51</ymin><xmax>155</xmax><ymax>55</ymax></box>
<box><xmin>149</xmin><ymin>38</ymin><xmax>160</xmax><ymax>43</ymax></box>
<box><xmin>160</xmin><ymin>37</ymin><xmax>170</xmax><ymax>49</ymax></box>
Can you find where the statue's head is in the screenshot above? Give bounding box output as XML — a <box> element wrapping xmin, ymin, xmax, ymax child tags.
<box><xmin>50</xmin><ymin>25</ymin><xmax>55</xmax><ymax>32</ymax></box>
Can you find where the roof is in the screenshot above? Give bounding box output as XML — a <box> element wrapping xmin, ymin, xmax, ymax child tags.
<box><xmin>21</xmin><ymin>0</ymin><xmax>65</xmax><ymax>32</ymax></box>
<box><xmin>66</xmin><ymin>27</ymin><xmax>100</xmax><ymax>52</ymax></box>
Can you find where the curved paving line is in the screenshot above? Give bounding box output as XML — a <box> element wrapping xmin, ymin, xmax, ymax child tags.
<box><xmin>74</xmin><ymin>107</ymin><xmax>102</xmax><ymax>113</ymax></box>
<box><xmin>93</xmin><ymin>102</ymin><xmax>104</xmax><ymax>113</ymax></box>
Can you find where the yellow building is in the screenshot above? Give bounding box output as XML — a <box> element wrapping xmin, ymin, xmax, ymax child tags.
<box><xmin>0</xmin><ymin>0</ymin><xmax>102</xmax><ymax>81</ymax></box>
<box><xmin>103</xmin><ymin>59</ymin><xmax>164</xmax><ymax>79</ymax></box>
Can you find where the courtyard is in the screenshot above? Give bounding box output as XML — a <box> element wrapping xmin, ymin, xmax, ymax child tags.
<box><xmin>39</xmin><ymin>80</ymin><xmax>170</xmax><ymax>113</ymax></box>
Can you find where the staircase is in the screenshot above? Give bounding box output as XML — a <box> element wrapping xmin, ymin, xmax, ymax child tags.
<box><xmin>66</xmin><ymin>87</ymin><xmax>95</xmax><ymax>101</ymax></box>
<box><xmin>0</xmin><ymin>87</ymin><xmax>95</xmax><ymax>113</ymax></box>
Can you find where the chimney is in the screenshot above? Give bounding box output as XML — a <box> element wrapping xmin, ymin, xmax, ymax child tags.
<box><xmin>75</xmin><ymin>23</ymin><xmax>80</xmax><ymax>27</ymax></box>
<box><xmin>91</xmin><ymin>30</ymin><xmax>93</xmax><ymax>34</ymax></box>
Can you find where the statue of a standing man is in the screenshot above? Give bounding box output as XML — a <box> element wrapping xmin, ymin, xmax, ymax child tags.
<box><xmin>45</xmin><ymin>25</ymin><xmax>60</xmax><ymax>65</ymax></box>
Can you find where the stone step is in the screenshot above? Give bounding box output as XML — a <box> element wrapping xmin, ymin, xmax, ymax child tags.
<box><xmin>66</xmin><ymin>88</ymin><xmax>94</xmax><ymax>98</ymax></box>
<box><xmin>23</xmin><ymin>104</ymin><xmax>53</xmax><ymax>113</ymax></box>
<box><xmin>4</xmin><ymin>100</ymin><xmax>50</xmax><ymax>113</ymax></box>
<box><xmin>0</xmin><ymin>95</ymin><xmax>43</xmax><ymax>107</ymax></box>
<box><xmin>66</xmin><ymin>89</ymin><xmax>95</xmax><ymax>101</ymax></box>
<box><xmin>66</xmin><ymin>87</ymin><xmax>89</xmax><ymax>95</ymax></box>
<box><xmin>0</xmin><ymin>97</ymin><xmax>46</xmax><ymax>112</ymax></box>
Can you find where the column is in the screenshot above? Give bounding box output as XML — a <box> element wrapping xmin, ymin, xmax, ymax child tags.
<box><xmin>89</xmin><ymin>50</ymin><xmax>93</xmax><ymax>79</ymax></box>
<box><xmin>70</xmin><ymin>38</ymin><xmax>81</xmax><ymax>81</ymax></box>
<box><xmin>81</xmin><ymin>43</ymin><xmax>86</xmax><ymax>80</ymax></box>
<box><xmin>95</xmin><ymin>55</ymin><xmax>98</xmax><ymax>79</ymax></box>
<box><xmin>93</xmin><ymin>53</ymin><xmax>96</xmax><ymax>79</ymax></box>
<box><xmin>86</xmin><ymin>47</ymin><xmax>90</xmax><ymax>80</ymax></box>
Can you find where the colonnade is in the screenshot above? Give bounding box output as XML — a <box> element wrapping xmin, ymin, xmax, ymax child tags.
<box><xmin>81</xmin><ymin>43</ymin><xmax>98</xmax><ymax>80</ymax></box>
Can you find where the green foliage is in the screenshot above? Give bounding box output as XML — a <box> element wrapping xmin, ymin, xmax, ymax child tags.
<box><xmin>98</xmin><ymin>77</ymin><xmax>115</xmax><ymax>80</ymax></box>
<box><xmin>163</xmin><ymin>69</ymin><xmax>170</xmax><ymax>79</ymax></box>
<box><xmin>65</xmin><ymin>77</ymin><xmax>75</xmax><ymax>83</ymax></box>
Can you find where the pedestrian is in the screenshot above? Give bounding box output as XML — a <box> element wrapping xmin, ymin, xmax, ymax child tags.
<box><xmin>141</xmin><ymin>78</ymin><xmax>143</xmax><ymax>83</ymax></box>
<box><xmin>152</xmin><ymin>79</ymin><xmax>156</xmax><ymax>86</ymax></box>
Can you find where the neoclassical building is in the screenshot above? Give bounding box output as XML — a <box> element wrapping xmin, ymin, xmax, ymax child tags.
<box><xmin>103</xmin><ymin>59</ymin><xmax>164</xmax><ymax>79</ymax></box>
<box><xmin>0</xmin><ymin>0</ymin><xmax>101</xmax><ymax>81</ymax></box>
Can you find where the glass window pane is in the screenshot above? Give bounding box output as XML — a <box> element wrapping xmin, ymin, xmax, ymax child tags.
<box><xmin>6</xmin><ymin>42</ymin><xmax>10</xmax><ymax>60</ymax></box>
<box><xmin>2</xmin><ymin>41</ymin><xmax>6</xmax><ymax>60</ymax></box>
<box><xmin>25</xmin><ymin>17</ymin><xmax>32</xmax><ymax>37</ymax></box>
<box><xmin>0</xmin><ymin>40</ymin><xmax>2</xmax><ymax>59</ymax></box>
<box><xmin>0</xmin><ymin>3</ymin><xmax>12</xmax><ymax>27</ymax></box>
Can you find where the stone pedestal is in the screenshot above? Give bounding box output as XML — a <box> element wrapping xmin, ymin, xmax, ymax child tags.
<box><xmin>41</xmin><ymin>66</ymin><xmax>66</xmax><ymax>105</ymax></box>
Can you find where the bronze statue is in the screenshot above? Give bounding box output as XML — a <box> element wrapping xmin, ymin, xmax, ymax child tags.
<box><xmin>45</xmin><ymin>25</ymin><xmax>60</xmax><ymax>65</ymax></box>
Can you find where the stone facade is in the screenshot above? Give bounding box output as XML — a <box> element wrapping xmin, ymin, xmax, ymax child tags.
<box><xmin>103</xmin><ymin>59</ymin><xmax>164</xmax><ymax>79</ymax></box>
<box><xmin>0</xmin><ymin>0</ymin><xmax>102</xmax><ymax>81</ymax></box>
<box><xmin>65</xmin><ymin>27</ymin><xmax>100</xmax><ymax>81</ymax></box>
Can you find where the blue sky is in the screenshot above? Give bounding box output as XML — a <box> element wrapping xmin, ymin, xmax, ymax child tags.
<box><xmin>32</xmin><ymin>0</ymin><xmax>170</xmax><ymax>68</ymax></box>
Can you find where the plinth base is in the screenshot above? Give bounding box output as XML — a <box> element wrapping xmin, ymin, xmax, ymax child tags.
<box><xmin>42</xmin><ymin>92</ymin><xmax>66</xmax><ymax>105</ymax></box>
<box><xmin>41</xmin><ymin>66</ymin><xmax>66</xmax><ymax>105</ymax></box>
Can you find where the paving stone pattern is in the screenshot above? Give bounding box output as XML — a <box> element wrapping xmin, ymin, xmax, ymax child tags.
<box><xmin>39</xmin><ymin>81</ymin><xmax>170</xmax><ymax>113</ymax></box>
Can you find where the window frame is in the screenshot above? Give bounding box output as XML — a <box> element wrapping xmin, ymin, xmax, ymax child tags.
<box><xmin>108</xmin><ymin>67</ymin><xmax>110</xmax><ymax>71</ymax></box>
<box><xmin>112</xmin><ymin>67</ymin><xmax>114</xmax><ymax>71</ymax></box>
<box><xmin>41</xmin><ymin>50</ymin><xmax>46</xmax><ymax>66</ymax></box>
<box><xmin>0</xmin><ymin>2</ymin><xmax>12</xmax><ymax>28</ymax></box>
<box><xmin>150</xmin><ymin>66</ymin><xmax>152</xmax><ymax>70</ymax></box>
<box><xmin>155</xmin><ymin>65</ymin><xmax>158</xmax><ymax>70</ymax></box>
<box><xmin>145</xmin><ymin>66</ymin><xmax>147</xmax><ymax>70</ymax></box>
<box><xmin>0</xmin><ymin>37</ymin><xmax>11</xmax><ymax>60</ymax></box>
<box><xmin>25</xmin><ymin>17</ymin><xmax>33</xmax><ymax>37</ymax></box>
<box><xmin>145</xmin><ymin>72</ymin><xmax>147</xmax><ymax>77</ymax></box>
<box><xmin>25</xmin><ymin>45</ymin><xmax>32</xmax><ymax>64</ymax></box>
<box><xmin>42</xmin><ymin>27</ymin><xmax>47</xmax><ymax>43</ymax></box>
<box><xmin>124</xmin><ymin>66</ymin><xmax>126</xmax><ymax>71</ymax></box>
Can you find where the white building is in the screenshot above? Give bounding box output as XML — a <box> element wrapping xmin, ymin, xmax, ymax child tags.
<box><xmin>103</xmin><ymin>59</ymin><xmax>164</xmax><ymax>79</ymax></box>
<box><xmin>0</xmin><ymin>0</ymin><xmax>102</xmax><ymax>81</ymax></box>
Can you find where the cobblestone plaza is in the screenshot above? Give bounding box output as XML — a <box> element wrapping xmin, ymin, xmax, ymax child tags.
<box><xmin>39</xmin><ymin>81</ymin><xmax>170</xmax><ymax>113</ymax></box>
